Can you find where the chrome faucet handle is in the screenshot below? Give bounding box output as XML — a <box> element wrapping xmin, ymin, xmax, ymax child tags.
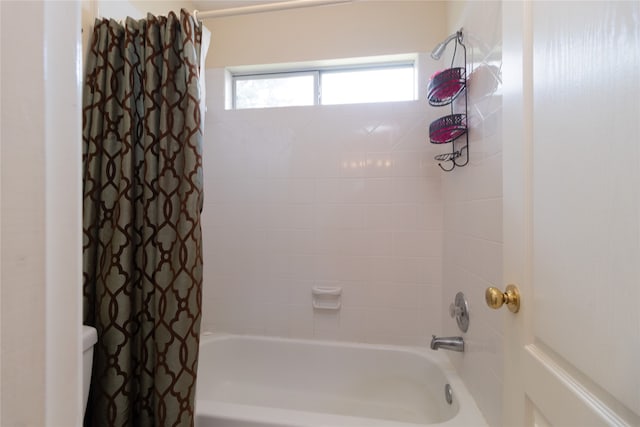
<box><xmin>449</xmin><ymin>303</ymin><xmax>462</xmax><ymax>318</ymax></box>
<box><xmin>450</xmin><ymin>292</ymin><xmax>470</xmax><ymax>333</ymax></box>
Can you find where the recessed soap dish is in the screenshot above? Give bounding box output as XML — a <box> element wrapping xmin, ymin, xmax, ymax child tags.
<box><xmin>312</xmin><ymin>286</ymin><xmax>342</xmax><ymax>310</ymax></box>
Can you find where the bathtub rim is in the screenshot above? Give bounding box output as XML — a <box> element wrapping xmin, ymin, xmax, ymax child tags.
<box><xmin>196</xmin><ymin>332</ymin><xmax>488</xmax><ymax>427</ymax></box>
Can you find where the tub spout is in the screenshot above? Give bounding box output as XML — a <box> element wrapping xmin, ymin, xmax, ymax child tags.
<box><xmin>430</xmin><ymin>335</ymin><xmax>464</xmax><ymax>352</ymax></box>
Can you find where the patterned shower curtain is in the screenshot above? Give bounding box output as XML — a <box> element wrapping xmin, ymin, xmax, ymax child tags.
<box><xmin>83</xmin><ymin>10</ymin><xmax>204</xmax><ymax>427</ymax></box>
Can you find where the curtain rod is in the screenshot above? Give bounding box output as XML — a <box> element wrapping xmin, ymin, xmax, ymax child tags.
<box><xmin>193</xmin><ymin>0</ymin><xmax>353</xmax><ymax>19</ymax></box>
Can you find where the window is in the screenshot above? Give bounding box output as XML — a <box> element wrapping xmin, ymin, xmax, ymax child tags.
<box><xmin>320</xmin><ymin>66</ymin><xmax>415</xmax><ymax>105</ymax></box>
<box><xmin>231</xmin><ymin>58</ymin><xmax>416</xmax><ymax>109</ymax></box>
<box><xmin>234</xmin><ymin>72</ymin><xmax>317</xmax><ymax>109</ymax></box>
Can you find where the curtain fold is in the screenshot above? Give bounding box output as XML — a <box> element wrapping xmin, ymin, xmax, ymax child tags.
<box><xmin>83</xmin><ymin>10</ymin><xmax>204</xmax><ymax>427</ymax></box>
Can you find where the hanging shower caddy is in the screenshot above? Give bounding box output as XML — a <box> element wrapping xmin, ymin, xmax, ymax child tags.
<box><xmin>427</xmin><ymin>28</ymin><xmax>469</xmax><ymax>172</ymax></box>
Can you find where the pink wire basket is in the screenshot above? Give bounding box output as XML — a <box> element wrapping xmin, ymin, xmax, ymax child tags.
<box><xmin>429</xmin><ymin>114</ymin><xmax>467</xmax><ymax>144</ymax></box>
<box><xmin>427</xmin><ymin>67</ymin><xmax>466</xmax><ymax>106</ymax></box>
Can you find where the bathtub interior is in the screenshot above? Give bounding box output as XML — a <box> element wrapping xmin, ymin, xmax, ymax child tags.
<box><xmin>196</xmin><ymin>335</ymin><xmax>460</xmax><ymax>425</ymax></box>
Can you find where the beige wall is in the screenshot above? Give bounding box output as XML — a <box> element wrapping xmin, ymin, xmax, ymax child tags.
<box><xmin>1</xmin><ymin>1</ymin><xmax>82</xmax><ymax>425</ymax></box>
<box><xmin>2</xmin><ymin>3</ymin><xmax>48</xmax><ymax>424</ymax></box>
<box><xmin>202</xmin><ymin>1</ymin><xmax>447</xmax><ymax>68</ymax></box>
<box><xmin>82</xmin><ymin>0</ymin><xmax>195</xmax><ymax>63</ymax></box>
<box><xmin>97</xmin><ymin>0</ymin><xmax>194</xmax><ymax>19</ymax></box>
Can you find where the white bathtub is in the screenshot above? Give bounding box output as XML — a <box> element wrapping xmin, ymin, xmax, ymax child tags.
<box><xmin>195</xmin><ymin>334</ymin><xmax>486</xmax><ymax>427</ymax></box>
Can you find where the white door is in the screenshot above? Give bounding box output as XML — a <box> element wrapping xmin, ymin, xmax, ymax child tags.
<box><xmin>501</xmin><ymin>2</ymin><xmax>639</xmax><ymax>426</ymax></box>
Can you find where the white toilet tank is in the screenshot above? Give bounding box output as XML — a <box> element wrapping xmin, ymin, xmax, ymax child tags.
<box><xmin>82</xmin><ymin>325</ymin><xmax>97</xmax><ymax>418</ymax></box>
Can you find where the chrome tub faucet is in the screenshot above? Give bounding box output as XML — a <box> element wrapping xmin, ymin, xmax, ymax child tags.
<box><xmin>430</xmin><ymin>335</ymin><xmax>464</xmax><ymax>352</ymax></box>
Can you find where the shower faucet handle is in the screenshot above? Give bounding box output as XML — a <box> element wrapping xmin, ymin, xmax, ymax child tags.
<box><xmin>449</xmin><ymin>303</ymin><xmax>462</xmax><ymax>318</ymax></box>
<box><xmin>449</xmin><ymin>292</ymin><xmax>469</xmax><ymax>333</ymax></box>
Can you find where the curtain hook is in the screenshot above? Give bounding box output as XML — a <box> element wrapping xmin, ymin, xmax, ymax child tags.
<box><xmin>193</xmin><ymin>9</ymin><xmax>199</xmax><ymax>22</ymax></box>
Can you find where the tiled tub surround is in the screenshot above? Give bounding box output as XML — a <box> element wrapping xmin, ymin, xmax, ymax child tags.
<box><xmin>441</xmin><ymin>2</ymin><xmax>504</xmax><ymax>427</ymax></box>
<box><xmin>200</xmin><ymin>57</ymin><xmax>445</xmax><ymax>346</ymax></box>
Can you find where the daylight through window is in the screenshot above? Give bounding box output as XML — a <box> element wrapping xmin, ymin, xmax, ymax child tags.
<box><xmin>232</xmin><ymin>62</ymin><xmax>416</xmax><ymax>109</ymax></box>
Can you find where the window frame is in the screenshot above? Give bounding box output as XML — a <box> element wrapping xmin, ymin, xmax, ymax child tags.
<box><xmin>230</xmin><ymin>60</ymin><xmax>416</xmax><ymax>110</ymax></box>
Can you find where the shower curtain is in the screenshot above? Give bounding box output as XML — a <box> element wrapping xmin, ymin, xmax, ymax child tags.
<box><xmin>83</xmin><ymin>10</ymin><xmax>204</xmax><ymax>427</ymax></box>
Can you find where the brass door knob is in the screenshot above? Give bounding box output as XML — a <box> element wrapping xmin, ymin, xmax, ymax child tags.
<box><xmin>485</xmin><ymin>284</ymin><xmax>520</xmax><ymax>313</ymax></box>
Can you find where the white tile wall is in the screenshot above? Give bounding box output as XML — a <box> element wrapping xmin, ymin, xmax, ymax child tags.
<box><xmin>200</xmin><ymin>56</ymin><xmax>445</xmax><ymax>346</ymax></box>
<box><xmin>442</xmin><ymin>2</ymin><xmax>504</xmax><ymax>427</ymax></box>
